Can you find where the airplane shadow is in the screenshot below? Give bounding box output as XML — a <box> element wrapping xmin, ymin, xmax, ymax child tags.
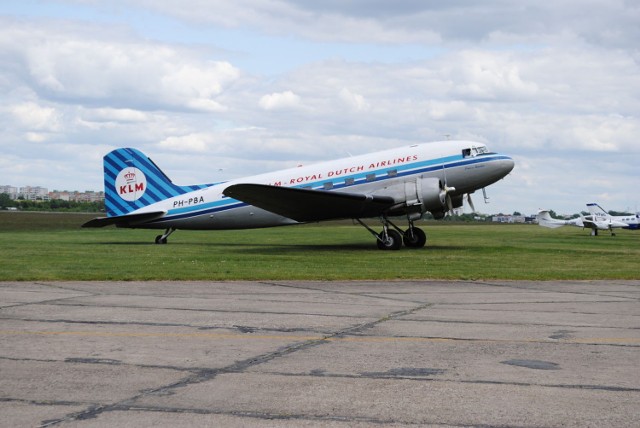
<box><xmin>85</xmin><ymin>241</ymin><xmax>466</xmax><ymax>253</ymax></box>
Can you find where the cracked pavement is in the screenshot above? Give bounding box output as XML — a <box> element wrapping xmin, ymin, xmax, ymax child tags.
<box><xmin>1</xmin><ymin>280</ymin><xmax>639</xmax><ymax>427</ymax></box>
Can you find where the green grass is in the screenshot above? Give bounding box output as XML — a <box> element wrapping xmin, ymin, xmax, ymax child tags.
<box><xmin>1</xmin><ymin>212</ymin><xmax>638</xmax><ymax>281</ymax></box>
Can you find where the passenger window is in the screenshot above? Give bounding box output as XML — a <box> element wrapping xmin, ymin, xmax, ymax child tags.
<box><xmin>323</xmin><ymin>182</ymin><xmax>334</xmax><ymax>190</ymax></box>
<box><xmin>388</xmin><ymin>169</ymin><xmax>398</xmax><ymax>177</ymax></box>
<box><xmin>366</xmin><ymin>173</ymin><xmax>376</xmax><ymax>182</ymax></box>
<box><xmin>345</xmin><ymin>178</ymin><xmax>355</xmax><ymax>186</ymax></box>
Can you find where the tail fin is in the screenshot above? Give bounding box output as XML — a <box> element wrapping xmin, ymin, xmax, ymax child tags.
<box><xmin>103</xmin><ymin>148</ymin><xmax>210</xmax><ymax>217</ymax></box>
<box><xmin>537</xmin><ymin>210</ymin><xmax>567</xmax><ymax>228</ymax></box>
<box><xmin>586</xmin><ymin>203</ymin><xmax>610</xmax><ymax>219</ymax></box>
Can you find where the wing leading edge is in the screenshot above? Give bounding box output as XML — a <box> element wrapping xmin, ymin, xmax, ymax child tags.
<box><xmin>223</xmin><ymin>184</ymin><xmax>396</xmax><ymax>222</ymax></box>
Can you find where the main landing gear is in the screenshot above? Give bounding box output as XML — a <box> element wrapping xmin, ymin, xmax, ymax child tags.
<box><xmin>356</xmin><ymin>217</ymin><xmax>427</xmax><ymax>251</ymax></box>
<box><xmin>154</xmin><ymin>227</ymin><xmax>175</xmax><ymax>244</ymax></box>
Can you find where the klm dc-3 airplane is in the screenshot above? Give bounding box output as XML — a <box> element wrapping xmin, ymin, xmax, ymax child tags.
<box><xmin>83</xmin><ymin>140</ymin><xmax>514</xmax><ymax>250</ymax></box>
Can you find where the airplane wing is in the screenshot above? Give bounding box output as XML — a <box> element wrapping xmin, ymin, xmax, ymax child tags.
<box><xmin>82</xmin><ymin>211</ymin><xmax>166</xmax><ymax>228</ymax></box>
<box><xmin>223</xmin><ymin>184</ymin><xmax>396</xmax><ymax>222</ymax></box>
<box><xmin>580</xmin><ymin>218</ymin><xmax>599</xmax><ymax>230</ymax></box>
<box><xmin>583</xmin><ymin>219</ymin><xmax>628</xmax><ymax>230</ymax></box>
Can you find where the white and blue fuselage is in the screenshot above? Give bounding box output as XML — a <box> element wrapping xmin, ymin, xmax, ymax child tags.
<box><xmin>86</xmin><ymin>140</ymin><xmax>514</xmax><ymax>249</ymax></box>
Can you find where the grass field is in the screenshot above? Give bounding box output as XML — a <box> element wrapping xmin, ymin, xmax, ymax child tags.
<box><xmin>1</xmin><ymin>211</ymin><xmax>638</xmax><ymax>281</ymax></box>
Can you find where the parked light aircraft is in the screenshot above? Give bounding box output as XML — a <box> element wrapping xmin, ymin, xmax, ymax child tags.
<box><xmin>537</xmin><ymin>203</ymin><xmax>640</xmax><ymax>236</ymax></box>
<box><xmin>83</xmin><ymin>140</ymin><xmax>514</xmax><ymax>250</ymax></box>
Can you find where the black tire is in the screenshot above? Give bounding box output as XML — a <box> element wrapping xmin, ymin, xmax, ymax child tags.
<box><xmin>403</xmin><ymin>227</ymin><xmax>427</xmax><ymax>248</ymax></box>
<box><xmin>376</xmin><ymin>229</ymin><xmax>403</xmax><ymax>250</ymax></box>
<box><xmin>155</xmin><ymin>235</ymin><xmax>167</xmax><ymax>244</ymax></box>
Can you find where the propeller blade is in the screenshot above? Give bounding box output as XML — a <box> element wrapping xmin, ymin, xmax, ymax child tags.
<box><xmin>467</xmin><ymin>194</ymin><xmax>476</xmax><ymax>213</ymax></box>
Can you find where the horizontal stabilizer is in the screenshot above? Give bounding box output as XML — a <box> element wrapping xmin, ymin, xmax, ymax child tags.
<box><xmin>223</xmin><ymin>184</ymin><xmax>395</xmax><ymax>222</ymax></box>
<box><xmin>537</xmin><ymin>210</ymin><xmax>568</xmax><ymax>229</ymax></box>
<box><xmin>82</xmin><ymin>211</ymin><xmax>166</xmax><ymax>228</ymax></box>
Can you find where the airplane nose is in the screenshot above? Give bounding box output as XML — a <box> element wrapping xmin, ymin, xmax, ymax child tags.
<box><xmin>490</xmin><ymin>156</ymin><xmax>515</xmax><ymax>181</ymax></box>
<box><xmin>502</xmin><ymin>156</ymin><xmax>515</xmax><ymax>175</ymax></box>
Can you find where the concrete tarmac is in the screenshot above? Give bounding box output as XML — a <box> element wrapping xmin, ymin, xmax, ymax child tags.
<box><xmin>1</xmin><ymin>280</ymin><xmax>638</xmax><ymax>427</ymax></box>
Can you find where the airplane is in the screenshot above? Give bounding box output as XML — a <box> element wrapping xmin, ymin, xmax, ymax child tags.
<box><xmin>537</xmin><ymin>203</ymin><xmax>640</xmax><ymax>236</ymax></box>
<box><xmin>82</xmin><ymin>140</ymin><xmax>515</xmax><ymax>250</ymax></box>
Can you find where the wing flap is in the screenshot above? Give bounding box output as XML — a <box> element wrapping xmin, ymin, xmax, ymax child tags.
<box><xmin>82</xmin><ymin>211</ymin><xmax>166</xmax><ymax>228</ymax></box>
<box><xmin>223</xmin><ymin>184</ymin><xmax>395</xmax><ymax>222</ymax></box>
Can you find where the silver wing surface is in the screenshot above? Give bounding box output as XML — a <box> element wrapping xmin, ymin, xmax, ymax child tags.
<box><xmin>223</xmin><ymin>184</ymin><xmax>396</xmax><ymax>222</ymax></box>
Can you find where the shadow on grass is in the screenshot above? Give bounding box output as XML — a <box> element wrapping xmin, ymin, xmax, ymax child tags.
<box><xmin>83</xmin><ymin>240</ymin><xmax>468</xmax><ymax>253</ymax></box>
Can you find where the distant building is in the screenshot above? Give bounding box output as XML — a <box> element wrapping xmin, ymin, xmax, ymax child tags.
<box><xmin>19</xmin><ymin>186</ymin><xmax>49</xmax><ymax>201</ymax></box>
<box><xmin>2</xmin><ymin>185</ymin><xmax>104</xmax><ymax>202</ymax></box>
<box><xmin>49</xmin><ymin>190</ymin><xmax>105</xmax><ymax>202</ymax></box>
<box><xmin>49</xmin><ymin>191</ymin><xmax>71</xmax><ymax>201</ymax></box>
<box><xmin>0</xmin><ymin>185</ymin><xmax>18</xmax><ymax>199</ymax></box>
<box><xmin>492</xmin><ymin>214</ymin><xmax>526</xmax><ymax>223</ymax></box>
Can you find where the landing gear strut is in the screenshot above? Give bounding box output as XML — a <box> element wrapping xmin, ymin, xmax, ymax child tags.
<box><xmin>155</xmin><ymin>227</ymin><xmax>175</xmax><ymax>244</ymax></box>
<box><xmin>356</xmin><ymin>217</ymin><xmax>427</xmax><ymax>250</ymax></box>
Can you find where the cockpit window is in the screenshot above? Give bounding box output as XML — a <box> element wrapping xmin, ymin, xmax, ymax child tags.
<box><xmin>462</xmin><ymin>145</ymin><xmax>489</xmax><ymax>158</ymax></box>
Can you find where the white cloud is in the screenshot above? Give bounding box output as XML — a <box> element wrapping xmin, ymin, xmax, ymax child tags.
<box><xmin>447</xmin><ymin>51</ymin><xmax>540</xmax><ymax>101</ymax></box>
<box><xmin>158</xmin><ymin>133</ymin><xmax>209</xmax><ymax>152</ymax></box>
<box><xmin>0</xmin><ymin>19</ymin><xmax>239</xmax><ymax>112</ymax></box>
<box><xmin>9</xmin><ymin>102</ymin><xmax>61</xmax><ymax>131</ymax></box>
<box><xmin>259</xmin><ymin>91</ymin><xmax>301</xmax><ymax>110</ymax></box>
<box><xmin>1</xmin><ymin>2</ymin><xmax>639</xmax><ymax>214</ymax></box>
<box><xmin>80</xmin><ymin>108</ymin><xmax>150</xmax><ymax>123</ymax></box>
<box><xmin>339</xmin><ymin>88</ymin><xmax>370</xmax><ymax>112</ymax></box>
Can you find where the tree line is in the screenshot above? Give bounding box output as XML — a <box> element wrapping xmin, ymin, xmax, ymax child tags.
<box><xmin>0</xmin><ymin>193</ymin><xmax>104</xmax><ymax>213</ymax></box>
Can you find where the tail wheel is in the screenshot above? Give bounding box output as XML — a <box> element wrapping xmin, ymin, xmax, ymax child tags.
<box><xmin>403</xmin><ymin>227</ymin><xmax>427</xmax><ymax>248</ymax></box>
<box><xmin>377</xmin><ymin>229</ymin><xmax>403</xmax><ymax>250</ymax></box>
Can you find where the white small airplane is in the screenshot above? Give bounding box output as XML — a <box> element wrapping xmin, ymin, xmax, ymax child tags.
<box><xmin>83</xmin><ymin>140</ymin><xmax>514</xmax><ymax>249</ymax></box>
<box><xmin>538</xmin><ymin>203</ymin><xmax>640</xmax><ymax>236</ymax></box>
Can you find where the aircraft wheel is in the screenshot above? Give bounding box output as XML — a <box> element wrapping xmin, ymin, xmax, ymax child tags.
<box><xmin>155</xmin><ymin>235</ymin><xmax>167</xmax><ymax>244</ymax></box>
<box><xmin>376</xmin><ymin>229</ymin><xmax>402</xmax><ymax>250</ymax></box>
<box><xmin>403</xmin><ymin>228</ymin><xmax>427</xmax><ymax>248</ymax></box>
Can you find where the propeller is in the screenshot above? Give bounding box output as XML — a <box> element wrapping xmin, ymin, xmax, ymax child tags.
<box><xmin>444</xmin><ymin>185</ymin><xmax>456</xmax><ymax>212</ymax></box>
<box><xmin>441</xmin><ymin>165</ymin><xmax>456</xmax><ymax>214</ymax></box>
<box><xmin>466</xmin><ymin>193</ymin><xmax>476</xmax><ymax>213</ymax></box>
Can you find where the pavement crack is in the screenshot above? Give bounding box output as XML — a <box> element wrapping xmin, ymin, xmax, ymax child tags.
<box><xmin>39</xmin><ymin>300</ymin><xmax>434</xmax><ymax>426</ymax></box>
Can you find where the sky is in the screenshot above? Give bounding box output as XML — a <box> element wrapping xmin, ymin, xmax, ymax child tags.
<box><xmin>1</xmin><ymin>0</ymin><xmax>639</xmax><ymax>216</ymax></box>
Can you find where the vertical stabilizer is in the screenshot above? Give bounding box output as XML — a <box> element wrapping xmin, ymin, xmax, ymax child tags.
<box><xmin>103</xmin><ymin>148</ymin><xmax>210</xmax><ymax>217</ymax></box>
<box><xmin>586</xmin><ymin>203</ymin><xmax>610</xmax><ymax>220</ymax></box>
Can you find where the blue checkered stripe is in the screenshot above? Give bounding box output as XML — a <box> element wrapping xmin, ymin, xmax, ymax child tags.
<box><xmin>104</xmin><ymin>148</ymin><xmax>210</xmax><ymax>217</ymax></box>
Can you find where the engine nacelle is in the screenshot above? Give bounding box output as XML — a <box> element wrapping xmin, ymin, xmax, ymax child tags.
<box><xmin>401</xmin><ymin>177</ymin><xmax>449</xmax><ymax>219</ymax></box>
<box><xmin>418</xmin><ymin>177</ymin><xmax>447</xmax><ymax>216</ymax></box>
<box><xmin>379</xmin><ymin>176</ymin><xmax>456</xmax><ymax>219</ymax></box>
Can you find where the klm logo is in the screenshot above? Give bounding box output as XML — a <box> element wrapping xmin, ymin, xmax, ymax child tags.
<box><xmin>115</xmin><ymin>168</ymin><xmax>147</xmax><ymax>202</ymax></box>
